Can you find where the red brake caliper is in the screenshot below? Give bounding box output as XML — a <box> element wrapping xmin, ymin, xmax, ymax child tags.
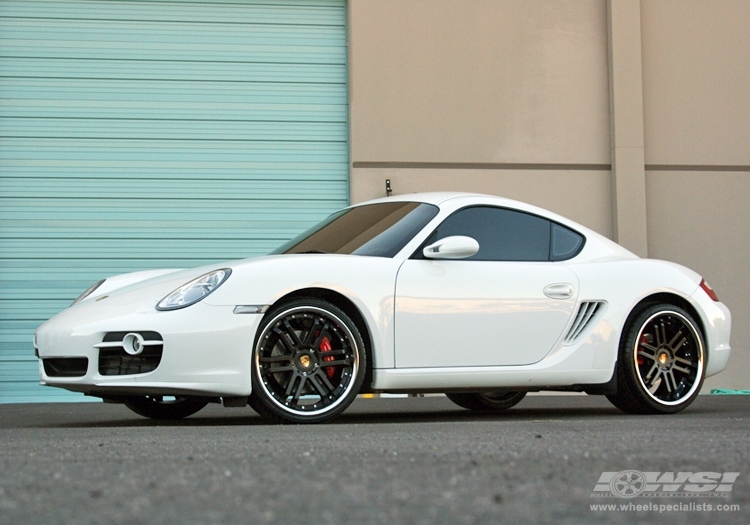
<box><xmin>319</xmin><ymin>336</ymin><xmax>335</xmax><ymax>378</ymax></box>
<box><xmin>637</xmin><ymin>335</ymin><xmax>647</xmax><ymax>366</ymax></box>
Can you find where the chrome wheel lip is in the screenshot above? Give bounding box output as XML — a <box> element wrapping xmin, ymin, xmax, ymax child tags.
<box><xmin>254</xmin><ymin>305</ymin><xmax>360</xmax><ymax>417</ymax></box>
<box><xmin>633</xmin><ymin>310</ymin><xmax>704</xmax><ymax>406</ymax></box>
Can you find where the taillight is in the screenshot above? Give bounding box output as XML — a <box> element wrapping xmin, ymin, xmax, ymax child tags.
<box><xmin>700</xmin><ymin>279</ymin><xmax>719</xmax><ymax>301</ymax></box>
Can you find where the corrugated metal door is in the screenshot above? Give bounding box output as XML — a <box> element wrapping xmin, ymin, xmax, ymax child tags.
<box><xmin>0</xmin><ymin>0</ymin><xmax>349</xmax><ymax>402</ymax></box>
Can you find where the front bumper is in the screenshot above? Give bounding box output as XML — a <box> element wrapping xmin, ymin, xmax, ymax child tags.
<box><xmin>35</xmin><ymin>301</ymin><xmax>263</xmax><ymax>398</ymax></box>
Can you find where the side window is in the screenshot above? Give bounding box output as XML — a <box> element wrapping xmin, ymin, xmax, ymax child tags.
<box><xmin>419</xmin><ymin>206</ymin><xmax>551</xmax><ymax>261</ymax></box>
<box><xmin>550</xmin><ymin>223</ymin><xmax>584</xmax><ymax>261</ymax></box>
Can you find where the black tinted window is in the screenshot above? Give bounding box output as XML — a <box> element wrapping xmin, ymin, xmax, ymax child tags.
<box><xmin>551</xmin><ymin>223</ymin><xmax>584</xmax><ymax>261</ymax></box>
<box><xmin>419</xmin><ymin>206</ymin><xmax>551</xmax><ymax>261</ymax></box>
<box><xmin>273</xmin><ymin>202</ymin><xmax>439</xmax><ymax>258</ymax></box>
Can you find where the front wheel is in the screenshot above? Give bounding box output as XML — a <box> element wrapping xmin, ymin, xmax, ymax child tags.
<box><xmin>124</xmin><ymin>395</ymin><xmax>208</xmax><ymax>420</ymax></box>
<box><xmin>446</xmin><ymin>391</ymin><xmax>526</xmax><ymax>412</ymax></box>
<box><xmin>607</xmin><ymin>304</ymin><xmax>705</xmax><ymax>414</ymax></box>
<box><xmin>251</xmin><ymin>298</ymin><xmax>366</xmax><ymax>424</ymax></box>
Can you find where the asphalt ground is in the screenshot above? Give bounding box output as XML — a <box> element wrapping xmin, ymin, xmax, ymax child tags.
<box><xmin>0</xmin><ymin>395</ymin><xmax>748</xmax><ymax>525</ymax></box>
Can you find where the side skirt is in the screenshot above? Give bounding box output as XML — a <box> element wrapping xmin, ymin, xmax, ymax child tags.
<box><xmin>371</xmin><ymin>367</ymin><xmax>613</xmax><ymax>391</ymax></box>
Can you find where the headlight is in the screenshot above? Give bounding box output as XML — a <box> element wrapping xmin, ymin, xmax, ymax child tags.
<box><xmin>71</xmin><ymin>279</ymin><xmax>106</xmax><ymax>306</ymax></box>
<box><xmin>156</xmin><ymin>269</ymin><xmax>231</xmax><ymax>311</ymax></box>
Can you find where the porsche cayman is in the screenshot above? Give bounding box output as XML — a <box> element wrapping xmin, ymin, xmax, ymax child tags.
<box><xmin>34</xmin><ymin>193</ymin><xmax>732</xmax><ymax>423</ymax></box>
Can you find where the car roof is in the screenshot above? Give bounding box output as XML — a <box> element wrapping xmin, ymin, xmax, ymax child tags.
<box><xmin>356</xmin><ymin>192</ymin><xmax>575</xmax><ymax>226</ymax></box>
<box><xmin>358</xmin><ymin>192</ymin><xmax>490</xmax><ymax>206</ymax></box>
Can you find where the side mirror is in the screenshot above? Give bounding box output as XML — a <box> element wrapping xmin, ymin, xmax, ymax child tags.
<box><xmin>422</xmin><ymin>236</ymin><xmax>479</xmax><ymax>260</ymax></box>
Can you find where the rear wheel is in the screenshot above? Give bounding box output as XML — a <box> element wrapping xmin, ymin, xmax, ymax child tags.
<box><xmin>607</xmin><ymin>304</ymin><xmax>705</xmax><ymax>414</ymax></box>
<box><xmin>124</xmin><ymin>395</ymin><xmax>208</xmax><ymax>420</ymax></box>
<box><xmin>446</xmin><ymin>391</ymin><xmax>526</xmax><ymax>412</ymax></box>
<box><xmin>251</xmin><ymin>298</ymin><xmax>366</xmax><ymax>424</ymax></box>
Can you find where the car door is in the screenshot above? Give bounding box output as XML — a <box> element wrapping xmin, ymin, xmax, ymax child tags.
<box><xmin>394</xmin><ymin>206</ymin><xmax>581</xmax><ymax>368</ymax></box>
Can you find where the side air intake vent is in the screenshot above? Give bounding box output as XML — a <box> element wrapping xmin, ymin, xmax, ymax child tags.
<box><xmin>564</xmin><ymin>302</ymin><xmax>605</xmax><ymax>344</ymax></box>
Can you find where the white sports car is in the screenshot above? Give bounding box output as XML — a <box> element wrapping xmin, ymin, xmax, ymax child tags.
<box><xmin>35</xmin><ymin>193</ymin><xmax>732</xmax><ymax>423</ymax></box>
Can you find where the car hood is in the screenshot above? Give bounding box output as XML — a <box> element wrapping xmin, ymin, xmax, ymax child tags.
<box><xmin>66</xmin><ymin>253</ymin><xmax>401</xmax><ymax>311</ymax></box>
<box><xmin>76</xmin><ymin>257</ymin><xmax>266</xmax><ymax>306</ymax></box>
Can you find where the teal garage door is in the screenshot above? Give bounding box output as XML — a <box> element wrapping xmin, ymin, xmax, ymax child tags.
<box><xmin>0</xmin><ymin>0</ymin><xmax>349</xmax><ymax>402</ymax></box>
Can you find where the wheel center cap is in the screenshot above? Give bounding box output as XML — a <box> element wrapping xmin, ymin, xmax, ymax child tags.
<box><xmin>299</xmin><ymin>355</ymin><xmax>311</xmax><ymax>369</ymax></box>
<box><xmin>657</xmin><ymin>351</ymin><xmax>671</xmax><ymax>367</ymax></box>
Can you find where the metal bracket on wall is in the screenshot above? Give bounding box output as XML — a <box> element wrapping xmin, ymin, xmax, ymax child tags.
<box><xmin>385</xmin><ymin>179</ymin><xmax>392</xmax><ymax>197</ymax></box>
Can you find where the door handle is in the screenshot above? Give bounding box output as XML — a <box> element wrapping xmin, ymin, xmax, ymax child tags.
<box><xmin>544</xmin><ymin>283</ymin><xmax>574</xmax><ymax>300</ymax></box>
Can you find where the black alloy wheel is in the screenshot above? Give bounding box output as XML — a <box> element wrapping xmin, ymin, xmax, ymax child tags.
<box><xmin>607</xmin><ymin>304</ymin><xmax>704</xmax><ymax>414</ymax></box>
<box><xmin>251</xmin><ymin>298</ymin><xmax>366</xmax><ymax>423</ymax></box>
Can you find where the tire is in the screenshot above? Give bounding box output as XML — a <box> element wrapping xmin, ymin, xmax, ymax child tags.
<box><xmin>247</xmin><ymin>392</ymin><xmax>279</xmax><ymax>421</ymax></box>
<box><xmin>607</xmin><ymin>304</ymin><xmax>705</xmax><ymax>414</ymax></box>
<box><xmin>251</xmin><ymin>298</ymin><xmax>366</xmax><ymax>424</ymax></box>
<box><xmin>446</xmin><ymin>391</ymin><xmax>526</xmax><ymax>412</ymax></box>
<box><xmin>124</xmin><ymin>395</ymin><xmax>208</xmax><ymax>420</ymax></box>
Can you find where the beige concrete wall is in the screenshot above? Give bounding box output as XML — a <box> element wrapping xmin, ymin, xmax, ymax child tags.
<box><xmin>641</xmin><ymin>0</ymin><xmax>750</xmax><ymax>166</ymax></box>
<box><xmin>349</xmin><ymin>0</ymin><xmax>610</xmax><ymax>164</ymax></box>
<box><xmin>348</xmin><ymin>0</ymin><xmax>613</xmax><ymax>233</ymax></box>
<box><xmin>641</xmin><ymin>0</ymin><xmax>750</xmax><ymax>389</ymax></box>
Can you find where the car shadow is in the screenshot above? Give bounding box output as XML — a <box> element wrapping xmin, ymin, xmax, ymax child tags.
<box><xmin>26</xmin><ymin>406</ymin><xmax>646</xmax><ymax>429</ymax></box>
<box><xmin>21</xmin><ymin>395</ymin><xmax>744</xmax><ymax>429</ymax></box>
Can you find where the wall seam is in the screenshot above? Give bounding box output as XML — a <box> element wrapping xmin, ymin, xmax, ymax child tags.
<box><xmin>352</xmin><ymin>162</ymin><xmax>611</xmax><ymax>171</ymax></box>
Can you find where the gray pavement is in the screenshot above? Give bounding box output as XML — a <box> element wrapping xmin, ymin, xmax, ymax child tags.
<box><xmin>0</xmin><ymin>394</ymin><xmax>748</xmax><ymax>525</ymax></box>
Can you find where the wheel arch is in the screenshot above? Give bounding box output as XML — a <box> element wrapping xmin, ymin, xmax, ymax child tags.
<box><xmin>621</xmin><ymin>292</ymin><xmax>707</xmax><ymax>350</ymax></box>
<box><xmin>267</xmin><ymin>287</ymin><xmax>375</xmax><ymax>393</ymax></box>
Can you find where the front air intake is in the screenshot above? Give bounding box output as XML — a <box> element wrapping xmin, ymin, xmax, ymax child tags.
<box><xmin>43</xmin><ymin>358</ymin><xmax>88</xmax><ymax>377</ymax></box>
<box><xmin>95</xmin><ymin>331</ymin><xmax>163</xmax><ymax>376</ymax></box>
<box><xmin>564</xmin><ymin>302</ymin><xmax>605</xmax><ymax>344</ymax></box>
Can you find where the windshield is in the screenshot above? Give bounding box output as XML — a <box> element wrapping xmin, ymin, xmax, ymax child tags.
<box><xmin>272</xmin><ymin>202</ymin><xmax>439</xmax><ymax>257</ymax></box>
